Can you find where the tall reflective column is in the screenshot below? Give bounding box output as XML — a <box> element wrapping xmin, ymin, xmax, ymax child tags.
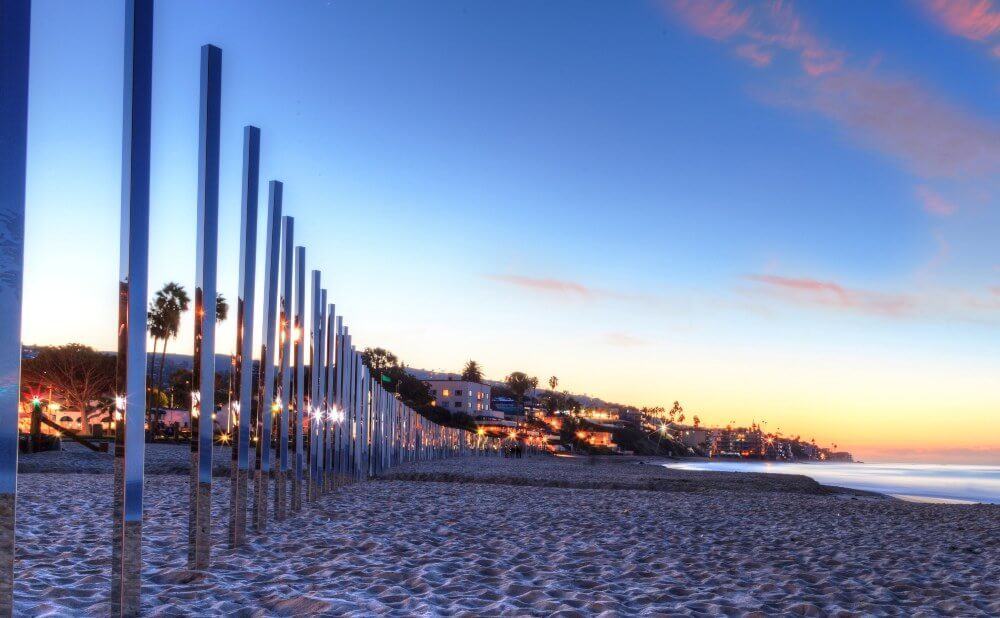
<box><xmin>109</xmin><ymin>1</ymin><xmax>152</xmax><ymax>615</ymax></box>
<box><xmin>292</xmin><ymin>246</ymin><xmax>306</xmax><ymax>510</ymax></box>
<box><xmin>254</xmin><ymin>182</ymin><xmax>281</xmax><ymax>531</ymax></box>
<box><xmin>0</xmin><ymin>0</ymin><xmax>30</xmax><ymax>613</ymax></box>
<box><xmin>229</xmin><ymin>125</ymin><xmax>258</xmax><ymax>548</ymax></box>
<box><xmin>189</xmin><ymin>44</ymin><xmax>221</xmax><ymax>570</ymax></box>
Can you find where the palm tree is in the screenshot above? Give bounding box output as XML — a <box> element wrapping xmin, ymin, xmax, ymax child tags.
<box><xmin>548</xmin><ymin>376</ymin><xmax>558</xmax><ymax>391</ymax></box>
<box><xmin>504</xmin><ymin>371</ymin><xmax>538</xmax><ymax>413</ymax></box>
<box><xmin>152</xmin><ymin>282</ymin><xmax>190</xmax><ymax>412</ymax></box>
<box><xmin>147</xmin><ymin>305</ymin><xmax>169</xmax><ymax>408</ymax></box>
<box><xmin>215</xmin><ymin>293</ymin><xmax>229</xmax><ymax>323</ymax></box>
<box><xmin>461</xmin><ymin>360</ymin><xmax>483</xmax><ymax>383</ymax></box>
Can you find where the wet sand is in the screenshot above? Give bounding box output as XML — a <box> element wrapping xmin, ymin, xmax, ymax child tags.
<box><xmin>13</xmin><ymin>451</ymin><xmax>1000</xmax><ymax>616</ymax></box>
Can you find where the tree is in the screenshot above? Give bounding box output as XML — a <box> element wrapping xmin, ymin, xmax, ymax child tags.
<box><xmin>548</xmin><ymin>376</ymin><xmax>558</xmax><ymax>391</ymax></box>
<box><xmin>668</xmin><ymin>401</ymin><xmax>683</xmax><ymax>423</ymax></box>
<box><xmin>361</xmin><ymin>347</ymin><xmax>399</xmax><ymax>376</ymax></box>
<box><xmin>461</xmin><ymin>360</ymin><xmax>483</xmax><ymax>383</ymax></box>
<box><xmin>215</xmin><ymin>293</ymin><xmax>229</xmax><ymax>323</ymax></box>
<box><xmin>504</xmin><ymin>372</ymin><xmax>538</xmax><ymax>409</ymax></box>
<box><xmin>359</xmin><ymin>347</ymin><xmax>432</xmax><ymax>410</ymax></box>
<box><xmin>21</xmin><ymin>344</ymin><xmax>116</xmax><ymax>432</ymax></box>
<box><xmin>692</xmin><ymin>415</ymin><xmax>701</xmax><ymax>428</ymax></box>
<box><xmin>150</xmin><ymin>282</ymin><xmax>190</xmax><ymax>411</ymax></box>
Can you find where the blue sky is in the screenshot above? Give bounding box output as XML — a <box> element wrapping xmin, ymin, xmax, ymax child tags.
<box><xmin>21</xmin><ymin>0</ymin><xmax>1000</xmax><ymax>462</ymax></box>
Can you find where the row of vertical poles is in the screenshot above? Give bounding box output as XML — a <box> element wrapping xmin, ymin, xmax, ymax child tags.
<box><xmin>1</xmin><ymin>1</ymin><xmax>507</xmax><ymax>616</ymax></box>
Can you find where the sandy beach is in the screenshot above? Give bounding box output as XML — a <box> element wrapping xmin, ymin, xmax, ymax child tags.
<box><xmin>13</xmin><ymin>448</ymin><xmax>1000</xmax><ymax>616</ymax></box>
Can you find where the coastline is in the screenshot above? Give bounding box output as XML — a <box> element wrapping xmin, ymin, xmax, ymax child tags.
<box><xmin>14</xmin><ymin>447</ymin><xmax>999</xmax><ymax>615</ymax></box>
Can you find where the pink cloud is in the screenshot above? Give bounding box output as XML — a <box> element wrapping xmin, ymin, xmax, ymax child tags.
<box><xmin>736</xmin><ymin>43</ymin><xmax>773</xmax><ymax>67</ymax></box>
<box><xmin>915</xmin><ymin>185</ymin><xmax>959</xmax><ymax>215</ymax></box>
<box><xmin>785</xmin><ymin>69</ymin><xmax>1000</xmax><ymax>179</ymax></box>
<box><xmin>745</xmin><ymin>274</ymin><xmax>916</xmax><ymax>316</ymax></box>
<box><xmin>664</xmin><ymin>0</ymin><xmax>1000</xmax><ymax>180</ymax></box>
<box><xmin>486</xmin><ymin>274</ymin><xmax>593</xmax><ymax>298</ymax></box>
<box><xmin>665</xmin><ymin>0</ymin><xmax>844</xmax><ymax>76</ymax></box>
<box><xmin>666</xmin><ymin>0</ymin><xmax>750</xmax><ymax>40</ymax></box>
<box><xmin>921</xmin><ymin>0</ymin><xmax>1000</xmax><ymax>40</ymax></box>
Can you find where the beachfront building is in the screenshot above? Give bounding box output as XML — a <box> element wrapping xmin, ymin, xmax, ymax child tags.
<box><xmin>426</xmin><ymin>379</ymin><xmax>493</xmax><ymax>416</ymax></box>
<box><xmin>576</xmin><ymin>429</ymin><xmax>618</xmax><ymax>451</ymax></box>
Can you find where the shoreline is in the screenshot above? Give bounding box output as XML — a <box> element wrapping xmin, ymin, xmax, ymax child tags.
<box><xmin>13</xmin><ymin>450</ymin><xmax>1000</xmax><ymax>615</ymax></box>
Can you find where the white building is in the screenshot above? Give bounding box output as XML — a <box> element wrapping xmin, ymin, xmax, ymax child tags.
<box><xmin>425</xmin><ymin>379</ymin><xmax>494</xmax><ymax>417</ymax></box>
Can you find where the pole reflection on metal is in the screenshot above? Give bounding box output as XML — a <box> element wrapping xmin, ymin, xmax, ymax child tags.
<box><xmin>307</xmin><ymin>275</ymin><xmax>321</xmax><ymax>501</ymax></box>
<box><xmin>292</xmin><ymin>246</ymin><xmax>305</xmax><ymax>511</ymax></box>
<box><xmin>276</xmin><ymin>216</ymin><xmax>293</xmax><ymax>520</ymax></box>
<box><xmin>229</xmin><ymin>125</ymin><xmax>258</xmax><ymax>548</ymax></box>
<box><xmin>324</xmin><ymin>304</ymin><xmax>335</xmax><ymax>492</ymax></box>
<box><xmin>189</xmin><ymin>43</ymin><xmax>221</xmax><ymax>571</ymax></box>
<box><xmin>109</xmin><ymin>1</ymin><xmax>152</xmax><ymax>615</ymax></box>
<box><xmin>312</xmin><ymin>289</ymin><xmax>326</xmax><ymax>498</ymax></box>
<box><xmin>332</xmin><ymin>316</ymin><xmax>343</xmax><ymax>487</ymax></box>
<box><xmin>254</xmin><ymin>182</ymin><xmax>281</xmax><ymax>532</ymax></box>
<box><xmin>0</xmin><ymin>0</ymin><xmax>30</xmax><ymax>612</ymax></box>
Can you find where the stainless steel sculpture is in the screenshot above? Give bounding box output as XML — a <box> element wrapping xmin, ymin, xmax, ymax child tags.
<box><xmin>0</xmin><ymin>1</ymin><xmax>29</xmax><ymax>613</ymax></box>
<box><xmin>307</xmin><ymin>274</ymin><xmax>322</xmax><ymax>501</ymax></box>
<box><xmin>109</xmin><ymin>1</ymin><xmax>153</xmax><ymax>615</ymax></box>
<box><xmin>292</xmin><ymin>246</ymin><xmax>306</xmax><ymax>510</ymax></box>
<box><xmin>324</xmin><ymin>305</ymin><xmax>336</xmax><ymax>492</ymax></box>
<box><xmin>229</xmin><ymin>125</ymin><xmax>259</xmax><ymax>548</ymax></box>
<box><xmin>254</xmin><ymin>182</ymin><xmax>282</xmax><ymax>532</ymax></box>
<box><xmin>276</xmin><ymin>216</ymin><xmax>293</xmax><ymax>520</ymax></box>
<box><xmin>189</xmin><ymin>43</ymin><xmax>221</xmax><ymax>570</ymax></box>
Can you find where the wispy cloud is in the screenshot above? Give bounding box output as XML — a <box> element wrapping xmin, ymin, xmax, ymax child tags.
<box><xmin>781</xmin><ymin>69</ymin><xmax>1000</xmax><ymax>180</ymax></box>
<box><xmin>662</xmin><ymin>0</ymin><xmax>1000</xmax><ymax>221</ymax></box>
<box><xmin>485</xmin><ymin>274</ymin><xmax>594</xmax><ymax>299</ymax></box>
<box><xmin>663</xmin><ymin>0</ymin><xmax>843</xmax><ymax>75</ymax></box>
<box><xmin>667</xmin><ymin>0</ymin><xmax>750</xmax><ymax>40</ymax></box>
<box><xmin>484</xmin><ymin>274</ymin><xmax>656</xmax><ymax>305</ymax></box>
<box><xmin>915</xmin><ymin>185</ymin><xmax>958</xmax><ymax>216</ymax></box>
<box><xmin>920</xmin><ymin>0</ymin><xmax>1000</xmax><ymax>42</ymax></box>
<box><xmin>736</xmin><ymin>43</ymin><xmax>773</xmax><ymax>67</ymax></box>
<box><xmin>745</xmin><ymin>274</ymin><xmax>915</xmax><ymax>316</ymax></box>
<box><xmin>745</xmin><ymin>273</ymin><xmax>1000</xmax><ymax>321</ymax></box>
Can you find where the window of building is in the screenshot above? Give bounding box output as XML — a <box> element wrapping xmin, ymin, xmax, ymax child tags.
<box><xmin>454</xmin><ymin>401</ymin><xmax>462</xmax><ymax>408</ymax></box>
<box><xmin>442</xmin><ymin>389</ymin><xmax>450</xmax><ymax>397</ymax></box>
<box><xmin>430</xmin><ymin>389</ymin><xmax>436</xmax><ymax>396</ymax></box>
<box><xmin>456</xmin><ymin>390</ymin><xmax>463</xmax><ymax>396</ymax></box>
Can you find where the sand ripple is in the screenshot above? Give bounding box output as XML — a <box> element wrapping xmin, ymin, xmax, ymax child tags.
<box><xmin>11</xmin><ymin>456</ymin><xmax>1000</xmax><ymax>616</ymax></box>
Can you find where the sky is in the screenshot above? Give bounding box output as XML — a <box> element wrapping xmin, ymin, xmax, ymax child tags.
<box><xmin>20</xmin><ymin>0</ymin><xmax>1000</xmax><ymax>464</ymax></box>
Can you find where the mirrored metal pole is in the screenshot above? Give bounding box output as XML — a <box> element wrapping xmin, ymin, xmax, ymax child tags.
<box><xmin>307</xmin><ymin>280</ymin><xmax>322</xmax><ymax>501</ymax></box>
<box><xmin>108</xmin><ymin>1</ymin><xmax>152</xmax><ymax>614</ymax></box>
<box><xmin>276</xmin><ymin>216</ymin><xmax>293</xmax><ymax>520</ymax></box>
<box><xmin>324</xmin><ymin>304</ymin><xmax>336</xmax><ymax>492</ymax></box>
<box><xmin>336</xmin><ymin>327</ymin><xmax>348</xmax><ymax>486</ymax></box>
<box><xmin>0</xmin><ymin>0</ymin><xmax>30</xmax><ymax>613</ymax></box>
<box><xmin>332</xmin><ymin>315</ymin><xmax>342</xmax><ymax>487</ymax></box>
<box><xmin>253</xmin><ymin>182</ymin><xmax>281</xmax><ymax>532</ymax></box>
<box><xmin>228</xmin><ymin>125</ymin><xmax>258</xmax><ymax>548</ymax></box>
<box><xmin>315</xmin><ymin>291</ymin><xmax>327</xmax><ymax>496</ymax></box>
<box><xmin>292</xmin><ymin>246</ymin><xmax>305</xmax><ymax>510</ymax></box>
<box><xmin>189</xmin><ymin>43</ymin><xmax>221</xmax><ymax>571</ymax></box>
<box><xmin>354</xmin><ymin>352</ymin><xmax>368</xmax><ymax>481</ymax></box>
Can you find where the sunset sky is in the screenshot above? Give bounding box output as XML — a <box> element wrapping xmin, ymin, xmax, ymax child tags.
<box><xmin>21</xmin><ymin>1</ymin><xmax>1000</xmax><ymax>463</ymax></box>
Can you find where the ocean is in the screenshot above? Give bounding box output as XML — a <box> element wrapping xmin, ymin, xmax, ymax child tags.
<box><xmin>663</xmin><ymin>460</ymin><xmax>1000</xmax><ymax>504</ymax></box>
